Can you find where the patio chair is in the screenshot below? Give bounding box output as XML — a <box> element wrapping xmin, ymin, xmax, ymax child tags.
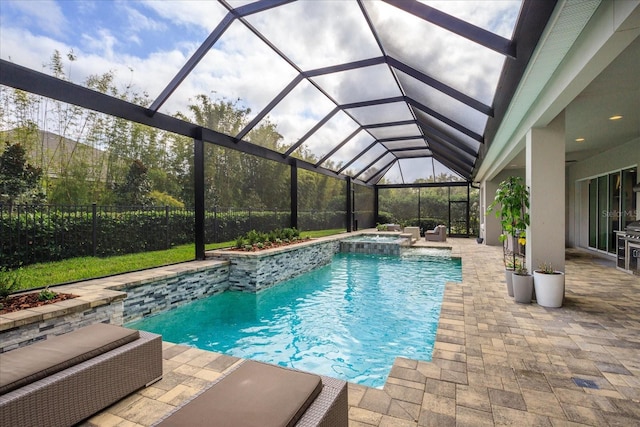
<box><xmin>403</xmin><ymin>226</ymin><xmax>420</xmax><ymax>242</ymax></box>
<box><xmin>0</xmin><ymin>324</ymin><xmax>162</xmax><ymax>427</ymax></box>
<box><xmin>154</xmin><ymin>359</ymin><xmax>348</xmax><ymax>427</ymax></box>
<box><xmin>425</xmin><ymin>225</ymin><xmax>447</xmax><ymax>242</ymax></box>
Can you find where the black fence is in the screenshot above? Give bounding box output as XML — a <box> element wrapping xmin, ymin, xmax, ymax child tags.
<box><xmin>0</xmin><ymin>204</ymin><xmax>326</xmax><ymax>268</ymax></box>
<box><xmin>298</xmin><ymin>210</ymin><xmax>346</xmax><ymax>232</ymax></box>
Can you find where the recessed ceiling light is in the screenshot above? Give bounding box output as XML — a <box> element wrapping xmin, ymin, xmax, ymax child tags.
<box><xmin>609</xmin><ymin>115</ymin><xmax>623</xmax><ymax>120</ymax></box>
<box><xmin>575</xmin><ymin>138</ymin><xmax>585</xmax><ymax>142</ymax></box>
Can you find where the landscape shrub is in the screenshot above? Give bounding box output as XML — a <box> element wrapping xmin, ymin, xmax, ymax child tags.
<box><xmin>0</xmin><ymin>206</ymin><xmax>339</xmax><ymax>268</ymax></box>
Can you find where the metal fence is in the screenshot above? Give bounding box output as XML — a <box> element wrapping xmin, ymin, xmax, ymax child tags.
<box><xmin>0</xmin><ymin>204</ymin><xmax>306</xmax><ymax>268</ymax></box>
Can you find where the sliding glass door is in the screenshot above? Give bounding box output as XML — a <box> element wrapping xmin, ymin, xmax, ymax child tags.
<box><xmin>588</xmin><ymin>167</ymin><xmax>637</xmax><ymax>253</ymax></box>
<box><xmin>621</xmin><ymin>168</ymin><xmax>637</xmax><ymax>229</ymax></box>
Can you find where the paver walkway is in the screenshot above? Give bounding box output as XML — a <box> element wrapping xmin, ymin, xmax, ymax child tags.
<box><xmin>85</xmin><ymin>238</ymin><xmax>640</xmax><ymax>426</ymax></box>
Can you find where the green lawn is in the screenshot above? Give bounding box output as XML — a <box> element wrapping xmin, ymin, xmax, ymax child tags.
<box><xmin>7</xmin><ymin>229</ymin><xmax>346</xmax><ymax>291</ymax></box>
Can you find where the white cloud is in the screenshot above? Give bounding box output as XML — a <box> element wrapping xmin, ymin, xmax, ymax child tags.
<box><xmin>364</xmin><ymin>1</ymin><xmax>506</xmax><ymax>105</ymax></box>
<box><xmin>244</xmin><ymin>0</ymin><xmax>382</xmax><ymax>70</ymax></box>
<box><xmin>421</xmin><ymin>0</ymin><xmax>521</xmax><ymax>38</ymax></box>
<box><xmin>81</xmin><ymin>29</ymin><xmax>118</xmax><ymax>62</ymax></box>
<box><xmin>300</xmin><ymin>111</ymin><xmax>361</xmax><ymax>159</ymax></box>
<box><xmin>4</xmin><ymin>0</ymin><xmax>67</xmax><ymax>37</ymax></box>
<box><xmin>121</xmin><ymin>3</ymin><xmax>167</xmax><ymax>48</ymax></box>
<box><xmin>0</xmin><ymin>27</ymin><xmax>66</xmax><ymax>72</ymax></box>
<box><xmin>141</xmin><ymin>0</ymin><xmax>227</xmax><ymax>32</ymax></box>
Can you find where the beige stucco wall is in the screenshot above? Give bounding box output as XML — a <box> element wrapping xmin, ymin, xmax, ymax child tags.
<box><xmin>484</xmin><ymin>137</ymin><xmax>638</xmax><ymax>251</ymax></box>
<box><xmin>481</xmin><ymin>169</ymin><xmax>525</xmax><ymax>246</ymax></box>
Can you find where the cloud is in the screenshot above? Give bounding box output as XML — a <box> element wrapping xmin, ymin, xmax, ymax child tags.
<box><xmin>421</xmin><ymin>1</ymin><xmax>521</xmax><ymax>38</ymax></box>
<box><xmin>310</xmin><ymin>64</ymin><xmax>402</xmax><ymax>105</ymax></box>
<box><xmin>4</xmin><ymin>0</ymin><xmax>67</xmax><ymax>37</ymax></box>
<box><xmin>141</xmin><ymin>0</ymin><xmax>227</xmax><ymax>32</ymax></box>
<box><xmin>365</xmin><ymin>1</ymin><xmax>508</xmax><ymax>104</ymax></box>
<box><xmin>81</xmin><ymin>29</ymin><xmax>119</xmax><ymax>62</ymax></box>
<box><xmin>328</xmin><ymin>131</ymin><xmax>376</xmax><ymax>170</ymax></box>
<box><xmin>300</xmin><ymin>111</ymin><xmax>360</xmax><ymax>159</ymax></box>
<box><xmin>244</xmin><ymin>0</ymin><xmax>381</xmax><ymax>70</ymax></box>
<box><xmin>121</xmin><ymin>3</ymin><xmax>167</xmax><ymax>47</ymax></box>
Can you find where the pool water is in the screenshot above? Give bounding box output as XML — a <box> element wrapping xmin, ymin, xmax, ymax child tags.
<box><xmin>127</xmin><ymin>251</ymin><xmax>461</xmax><ymax>387</ymax></box>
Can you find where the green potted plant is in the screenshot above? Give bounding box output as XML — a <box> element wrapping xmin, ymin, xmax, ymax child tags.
<box><xmin>486</xmin><ymin>176</ymin><xmax>530</xmax><ymax>297</ymax></box>
<box><xmin>533</xmin><ymin>262</ymin><xmax>564</xmax><ymax>307</ymax></box>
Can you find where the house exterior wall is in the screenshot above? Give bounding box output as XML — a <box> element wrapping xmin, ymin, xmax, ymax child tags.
<box><xmin>567</xmin><ymin>137</ymin><xmax>640</xmax><ymax>249</ymax></box>
<box><xmin>481</xmin><ymin>169</ymin><xmax>525</xmax><ymax>246</ymax></box>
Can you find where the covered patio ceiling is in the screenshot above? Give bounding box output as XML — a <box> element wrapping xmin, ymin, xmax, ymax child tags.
<box><xmin>0</xmin><ymin>0</ymin><xmax>556</xmax><ymax>185</ymax></box>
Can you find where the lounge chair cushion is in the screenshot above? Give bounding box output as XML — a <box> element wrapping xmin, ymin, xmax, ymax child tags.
<box><xmin>157</xmin><ymin>360</ymin><xmax>323</xmax><ymax>427</ymax></box>
<box><xmin>0</xmin><ymin>323</ymin><xmax>139</xmax><ymax>395</ymax></box>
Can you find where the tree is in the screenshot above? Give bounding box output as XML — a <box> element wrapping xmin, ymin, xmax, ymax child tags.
<box><xmin>114</xmin><ymin>160</ymin><xmax>152</xmax><ymax>206</ymax></box>
<box><xmin>0</xmin><ymin>142</ymin><xmax>43</xmax><ymax>207</ymax></box>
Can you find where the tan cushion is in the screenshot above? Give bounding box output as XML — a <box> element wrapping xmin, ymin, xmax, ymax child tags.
<box><xmin>0</xmin><ymin>323</ymin><xmax>139</xmax><ymax>395</ymax></box>
<box><xmin>158</xmin><ymin>360</ymin><xmax>322</xmax><ymax>427</ymax></box>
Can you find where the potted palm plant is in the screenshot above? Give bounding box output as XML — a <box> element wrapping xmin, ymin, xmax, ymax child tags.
<box><xmin>533</xmin><ymin>263</ymin><xmax>564</xmax><ymax>307</ymax></box>
<box><xmin>486</xmin><ymin>176</ymin><xmax>530</xmax><ymax>298</ymax></box>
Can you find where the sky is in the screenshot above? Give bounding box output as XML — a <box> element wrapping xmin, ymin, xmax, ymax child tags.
<box><xmin>0</xmin><ymin>0</ymin><xmax>522</xmax><ymax>183</ymax></box>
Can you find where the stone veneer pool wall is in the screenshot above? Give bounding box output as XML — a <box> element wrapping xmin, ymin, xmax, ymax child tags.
<box><xmin>210</xmin><ymin>239</ymin><xmax>341</xmax><ymax>292</ymax></box>
<box><xmin>0</xmin><ymin>296</ymin><xmax>125</xmax><ymax>352</ymax></box>
<box><xmin>0</xmin><ymin>260</ymin><xmax>229</xmax><ymax>352</ymax></box>
<box><xmin>120</xmin><ymin>264</ymin><xmax>230</xmax><ymax>323</ymax></box>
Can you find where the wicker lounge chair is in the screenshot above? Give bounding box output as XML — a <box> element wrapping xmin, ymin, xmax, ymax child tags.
<box><xmin>0</xmin><ymin>323</ymin><xmax>162</xmax><ymax>427</ymax></box>
<box><xmin>154</xmin><ymin>359</ymin><xmax>348</xmax><ymax>427</ymax></box>
<box><xmin>425</xmin><ymin>225</ymin><xmax>447</xmax><ymax>242</ymax></box>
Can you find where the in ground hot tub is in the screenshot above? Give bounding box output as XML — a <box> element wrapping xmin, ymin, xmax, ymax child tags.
<box><xmin>340</xmin><ymin>233</ymin><xmax>411</xmax><ymax>255</ymax></box>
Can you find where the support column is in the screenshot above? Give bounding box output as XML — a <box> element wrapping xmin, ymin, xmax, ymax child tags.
<box><xmin>482</xmin><ymin>179</ymin><xmax>502</xmax><ymax>245</ymax></box>
<box><xmin>346</xmin><ymin>177</ymin><xmax>353</xmax><ymax>232</ymax></box>
<box><xmin>194</xmin><ymin>136</ymin><xmax>205</xmax><ymax>260</ymax></box>
<box><xmin>290</xmin><ymin>161</ymin><xmax>298</xmax><ymax>229</ymax></box>
<box><xmin>374</xmin><ymin>187</ymin><xmax>379</xmax><ymax>225</ymax></box>
<box><xmin>526</xmin><ymin>112</ymin><xmax>566</xmax><ymax>273</ymax></box>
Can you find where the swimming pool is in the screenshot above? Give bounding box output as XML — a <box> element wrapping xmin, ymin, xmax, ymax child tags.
<box><xmin>127</xmin><ymin>250</ymin><xmax>461</xmax><ymax>387</ymax></box>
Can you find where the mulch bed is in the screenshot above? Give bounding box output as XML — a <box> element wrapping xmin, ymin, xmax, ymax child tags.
<box><xmin>226</xmin><ymin>237</ymin><xmax>312</xmax><ymax>252</ymax></box>
<box><xmin>0</xmin><ymin>292</ymin><xmax>79</xmax><ymax>314</ymax></box>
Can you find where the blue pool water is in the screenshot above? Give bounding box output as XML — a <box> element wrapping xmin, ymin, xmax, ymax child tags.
<box><xmin>127</xmin><ymin>250</ymin><xmax>461</xmax><ymax>387</ymax></box>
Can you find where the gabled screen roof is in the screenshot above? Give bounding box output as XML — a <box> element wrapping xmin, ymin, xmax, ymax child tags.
<box><xmin>0</xmin><ymin>0</ymin><xmax>557</xmax><ymax>184</ymax></box>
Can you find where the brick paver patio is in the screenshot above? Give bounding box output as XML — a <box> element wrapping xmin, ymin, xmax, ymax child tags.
<box><xmin>84</xmin><ymin>238</ymin><xmax>640</xmax><ymax>426</ymax></box>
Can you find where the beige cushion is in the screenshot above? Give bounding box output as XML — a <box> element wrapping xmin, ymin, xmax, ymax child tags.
<box><xmin>157</xmin><ymin>360</ymin><xmax>322</xmax><ymax>427</ymax></box>
<box><xmin>0</xmin><ymin>323</ymin><xmax>139</xmax><ymax>395</ymax></box>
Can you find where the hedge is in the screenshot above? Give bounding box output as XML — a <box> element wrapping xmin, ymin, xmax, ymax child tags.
<box><xmin>0</xmin><ymin>206</ymin><xmax>320</xmax><ymax>268</ymax></box>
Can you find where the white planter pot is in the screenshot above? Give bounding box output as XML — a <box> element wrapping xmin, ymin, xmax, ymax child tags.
<box><xmin>533</xmin><ymin>271</ymin><xmax>565</xmax><ymax>308</ymax></box>
<box><xmin>512</xmin><ymin>273</ymin><xmax>533</xmax><ymax>304</ymax></box>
